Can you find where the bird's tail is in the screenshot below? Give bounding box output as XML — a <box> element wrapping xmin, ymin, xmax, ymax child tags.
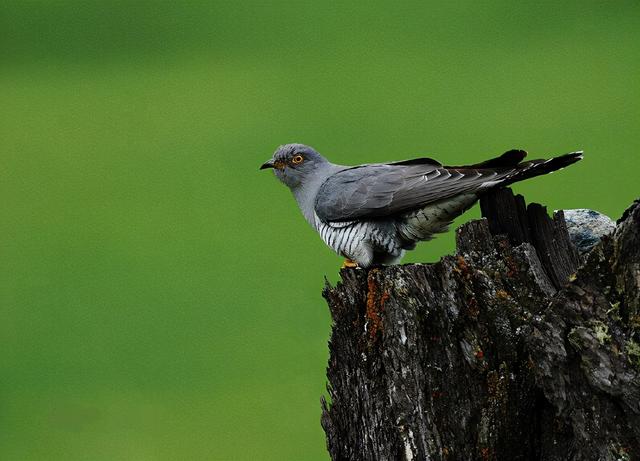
<box><xmin>448</xmin><ymin>149</ymin><xmax>583</xmax><ymax>190</ymax></box>
<box><xmin>499</xmin><ymin>151</ymin><xmax>583</xmax><ymax>186</ymax></box>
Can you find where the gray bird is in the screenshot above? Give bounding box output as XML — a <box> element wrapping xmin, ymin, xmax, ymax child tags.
<box><xmin>261</xmin><ymin>143</ymin><xmax>582</xmax><ymax>268</ymax></box>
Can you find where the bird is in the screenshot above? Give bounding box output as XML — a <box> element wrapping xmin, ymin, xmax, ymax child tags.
<box><xmin>260</xmin><ymin>143</ymin><xmax>582</xmax><ymax>268</ymax></box>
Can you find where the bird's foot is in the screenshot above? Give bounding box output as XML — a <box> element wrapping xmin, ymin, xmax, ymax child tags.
<box><xmin>341</xmin><ymin>259</ymin><xmax>358</xmax><ymax>269</ymax></box>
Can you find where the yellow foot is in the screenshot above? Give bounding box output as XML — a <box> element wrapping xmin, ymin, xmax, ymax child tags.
<box><xmin>341</xmin><ymin>259</ymin><xmax>358</xmax><ymax>269</ymax></box>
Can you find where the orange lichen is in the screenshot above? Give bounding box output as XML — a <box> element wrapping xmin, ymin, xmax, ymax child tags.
<box><xmin>505</xmin><ymin>254</ymin><xmax>519</xmax><ymax>278</ymax></box>
<box><xmin>467</xmin><ymin>296</ymin><xmax>479</xmax><ymax>318</ymax></box>
<box><xmin>455</xmin><ymin>255</ymin><xmax>472</xmax><ymax>279</ymax></box>
<box><xmin>365</xmin><ymin>269</ymin><xmax>388</xmax><ymax>341</ymax></box>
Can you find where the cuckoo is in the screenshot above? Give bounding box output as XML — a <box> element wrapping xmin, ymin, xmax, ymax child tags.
<box><xmin>260</xmin><ymin>143</ymin><xmax>582</xmax><ymax>268</ymax></box>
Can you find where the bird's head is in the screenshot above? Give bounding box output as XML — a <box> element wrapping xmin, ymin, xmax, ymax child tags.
<box><xmin>260</xmin><ymin>143</ymin><xmax>329</xmax><ymax>188</ymax></box>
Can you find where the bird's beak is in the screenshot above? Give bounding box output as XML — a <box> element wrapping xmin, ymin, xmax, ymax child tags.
<box><xmin>260</xmin><ymin>159</ymin><xmax>286</xmax><ymax>170</ymax></box>
<box><xmin>260</xmin><ymin>159</ymin><xmax>275</xmax><ymax>170</ymax></box>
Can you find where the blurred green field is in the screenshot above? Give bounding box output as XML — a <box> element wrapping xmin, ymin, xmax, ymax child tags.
<box><xmin>1</xmin><ymin>1</ymin><xmax>638</xmax><ymax>460</ymax></box>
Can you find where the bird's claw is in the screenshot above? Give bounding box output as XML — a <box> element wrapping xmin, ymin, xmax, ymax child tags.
<box><xmin>341</xmin><ymin>259</ymin><xmax>358</xmax><ymax>269</ymax></box>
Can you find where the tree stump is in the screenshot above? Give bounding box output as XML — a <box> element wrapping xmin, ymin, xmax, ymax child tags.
<box><xmin>321</xmin><ymin>189</ymin><xmax>640</xmax><ymax>461</ymax></box>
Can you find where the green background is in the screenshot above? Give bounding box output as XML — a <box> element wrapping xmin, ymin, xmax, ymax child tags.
<box><xmin>1</xmin><ymin>1</ymin><xmax>638</xmax><ymax>460</ymax></box>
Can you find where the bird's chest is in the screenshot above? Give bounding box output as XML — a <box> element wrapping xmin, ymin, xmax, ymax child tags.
<box><xmin>314</xmin><ymin>216</ymin><xmax>358</xmax><ymax>255</ymax></box>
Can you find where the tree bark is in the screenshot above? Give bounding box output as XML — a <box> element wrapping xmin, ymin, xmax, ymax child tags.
<box><xmin>321</xmin><ymin>189</ymin><xmax>640</xmax><ymax>461</ymax></box>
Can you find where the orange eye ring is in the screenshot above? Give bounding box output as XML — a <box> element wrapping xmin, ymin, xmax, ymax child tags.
<box><xmin>291</xmin><ymin>154</ymin><xmax>304</xmax><ymax>165</ymax></box>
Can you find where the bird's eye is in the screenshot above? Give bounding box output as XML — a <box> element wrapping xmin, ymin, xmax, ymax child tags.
<box><xmin>291</xmin><ymin>154</ymin><xmax>304</xmax><ymax>165</ymax></box>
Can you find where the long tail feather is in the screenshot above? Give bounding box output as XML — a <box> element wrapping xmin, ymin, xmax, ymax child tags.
<box><xmin>501</xmin><ymin>151</ymin><xmax>583</xmax><ymax>186</ymax></box>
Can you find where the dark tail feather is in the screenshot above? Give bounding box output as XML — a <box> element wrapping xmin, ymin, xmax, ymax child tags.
<box><xmin>502</xmin><ymin>151</ymin><xmax>583</xmax><ymax>186</ymax></box>
<box><xmin>446</xmin><ymin>149</ymin><xmax>528</xmax><ymax>169</ymax></box>
<box><xmin>469</xmin><ymin>149</ymin><xmax>528</xmax><ymax>169</ymax></box>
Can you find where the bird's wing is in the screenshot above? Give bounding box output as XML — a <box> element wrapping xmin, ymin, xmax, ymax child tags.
<box><xmin>314</xmin><ymin>150</ymin><xmax>529</xmax><ymax>222</ymax></box>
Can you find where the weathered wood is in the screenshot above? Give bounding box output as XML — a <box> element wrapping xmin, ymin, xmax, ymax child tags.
<box><xmin>479</xmin><ymin>191</ymin><xmax>581</xmax><ymax>289</ymax></box>
<box><xmin>322</xmin><ymin>189</ymin><xmax>640</xmax><ymax>461</ymax></box>
<box><xmin>479</xmin><ymin>187</ymin><xmax>531</xmax><ymax>245</ymax></box>
<box><xmin>526</xmin><ymin>205</ymin><xmax>581</xmax><ymax>289</ymax></box>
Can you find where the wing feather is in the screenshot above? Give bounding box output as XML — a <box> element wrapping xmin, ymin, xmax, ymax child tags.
<box><xmin>314</xmin><ymin>150</ymin><xmax>582</xmax><ymax>223</ymax></box>
<box><xmin>314</xmin><ymin>152</ymin><xmax>531</xmax><ymax>222</ymax></box>
<box><xmin>314</xmin><ymin>161</ymin><xmax>507</xmax><ymax>222</ymax></box>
